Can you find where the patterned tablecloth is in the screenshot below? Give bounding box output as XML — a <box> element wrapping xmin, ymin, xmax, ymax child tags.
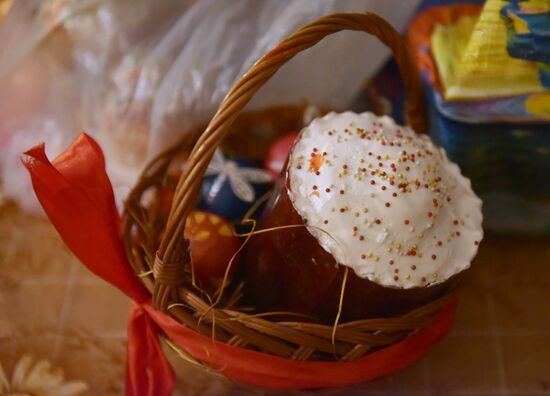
<box><xmin>0</xmin><ymin>200</ymin><xmax>549</xmax><ymax>395</ymax></box>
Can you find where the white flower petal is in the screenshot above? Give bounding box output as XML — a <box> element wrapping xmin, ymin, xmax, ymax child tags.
<box><xmin>204</xmin><ymin>162</ymin><xmax>223</xmax><ymax>176</ymax></box>
<box><xmin>205</xmin><ymin>149</ymin><xmax>227</xmax><ymax>176</ymax></box>
<box><xmin>0</xmin><ymin>362</ymin><xmax>9</xmax><ymax>391</ymax></box>
<box><xmin>229</xmin><ymin>172</ymin><xmax>255</xmax><ymax>202</ymax></box>
<box><xmin>44</xmin><ymin>381</ymin><xmax>88</xmax><ymax>396</ymax></box>
<box><xmin>212</xmin><ymin>148</ymin><xmax>226</xmax><ymax>164</ymax></box>
<box><xmin>240</xmin><ymin>168</ymin><xmax>273</xmax><ymax>183</ymax></box>
<box><xmin>26</xmin><ymin>361</ymin><xmax>63</xmax><ymax>389</ymax></box>
<box><xmin>208</xmin><ymin>173</ymin><xmax>227</xmax><ymax>200</ymax></box>
<box><xmin>11</xmin><ymin>355</ymin><xmax>33</xmax><ymax>387</ymax></box>
<box><xmin>2</xmin><ymin>355</ymin><xmax>86</xmax><ymax>396</ymax></box>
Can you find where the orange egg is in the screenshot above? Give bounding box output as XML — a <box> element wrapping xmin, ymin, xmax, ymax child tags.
<box><xmin>184</xmin><ymin>211</ymin><xmax>241</xmax><ymax>287</ymax></box>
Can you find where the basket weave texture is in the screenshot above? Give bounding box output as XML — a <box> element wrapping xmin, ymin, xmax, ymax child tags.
<box><xmin>122</xmin><ymin>12</ymin><xmax>458</xmax><ymax>362</ymax></box>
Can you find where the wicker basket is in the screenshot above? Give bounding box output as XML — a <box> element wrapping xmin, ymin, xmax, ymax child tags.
<box><xmin>122</xmin><ymin>12</ymin><xmax>458</xmax><ymax>368</ymax></box>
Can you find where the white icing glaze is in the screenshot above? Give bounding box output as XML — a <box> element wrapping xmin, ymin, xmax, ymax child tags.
<box><xmin>287</xmin><ymin>112</ymin><xmax>483</xmax><ymax>289</ymax></box>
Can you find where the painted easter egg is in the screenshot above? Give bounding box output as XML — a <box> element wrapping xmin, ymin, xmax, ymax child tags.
<box><xmin>184</xmin><ymin>210</ymin><xmax>241</xmax><ymax>287</ymax></box>
<box><xmin>200</xmin><ymin>150</ymin><xmax>272</xmax><ymax>221</ymax></box>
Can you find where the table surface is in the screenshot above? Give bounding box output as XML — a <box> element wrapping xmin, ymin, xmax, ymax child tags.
<box><xmin>0</xmin><ymin>200</ymin><xmax>549</xmax><ymax>395</ymax></box>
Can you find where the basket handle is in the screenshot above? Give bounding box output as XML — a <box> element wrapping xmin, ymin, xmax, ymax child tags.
<box><xmin>152</xmin><ymin>13</ymin><xmax>427</xmax><ymax>311</ymax></box>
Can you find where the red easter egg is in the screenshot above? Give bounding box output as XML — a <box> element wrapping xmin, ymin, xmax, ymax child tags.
<box><xmin>184</xmin><ymin>211</ymin><xmax>241</xmax><ymax>287</ymax></box>
<box><xmin>264</xmin><ymin>132</ymin><xmax>299</xmax><ymax>180</ymax></box>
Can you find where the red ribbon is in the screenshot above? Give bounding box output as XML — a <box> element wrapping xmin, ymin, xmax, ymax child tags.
<box><xmin>23</xmin><ymin>133</ymin><xmax>457</xmax><ymax>395</ymax></box>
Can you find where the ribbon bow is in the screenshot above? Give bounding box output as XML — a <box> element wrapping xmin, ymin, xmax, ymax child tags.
<box><xmin>23</xmin><ymin>134</ymin><xmax>456</xmax><ymax>396</ymax></box>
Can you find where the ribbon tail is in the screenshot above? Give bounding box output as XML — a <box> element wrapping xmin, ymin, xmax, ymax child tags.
<box><xmin>22</xmin><ymin>133</ymin><xmax>149</xmax><ymax>302</ymax></box>
<box><xmin>126</xmin><ymin>303</ymin><xmax>175</xmax><ymax>396</ymax></box>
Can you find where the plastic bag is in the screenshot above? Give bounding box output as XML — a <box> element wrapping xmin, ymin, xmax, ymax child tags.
<box><xmin>0</xmin><ymin>0</ymin><xmax>420</xmax><ymax>214</ymax></box>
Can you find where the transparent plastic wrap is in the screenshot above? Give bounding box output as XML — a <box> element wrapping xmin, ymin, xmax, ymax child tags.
<box><xmin>0</xmin><ymin>0</ymin><xmax>420</xmax><ymax>214</ymax></box>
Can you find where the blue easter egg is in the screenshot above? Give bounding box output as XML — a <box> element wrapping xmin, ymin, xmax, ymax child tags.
<box><xmin>199</xmin><ymin>157</ymin><xmax>272</xmax><ymax>222</ymax></box>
